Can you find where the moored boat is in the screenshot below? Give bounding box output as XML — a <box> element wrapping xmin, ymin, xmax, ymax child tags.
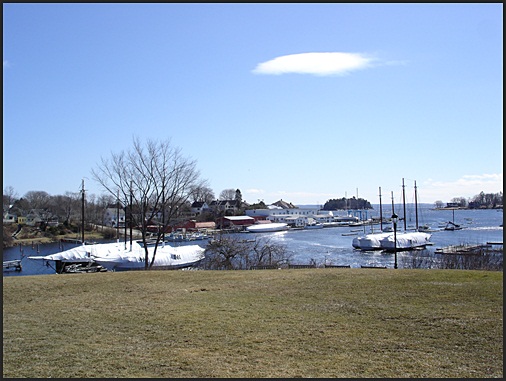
<box><xmin>379</xmin><ymin>232</ymin><xmax>432</xmax><ymax>252</ymax></box>
<box><xmin>92</xmin><ymin>241</ymin><xmax>205</xmax><ymax>271</ymax></box>
<box><xmin>246</xmin><ymin>222</ymin><xmax>289</xmax><ymax>233</ymax></box>
<box><xmin>352</xmin><ymin>232</ymin><xmax>393</xmax><ymax>250</ymax></box>
<box><xmin>304</xmin><ymin>222</ymin><xmax>324</xmax><ymax>229</ymax></box>
<box><xmin>29</xmin><ymin>240</ymin><xmax>205</xmax><ymax>272</ymax></box>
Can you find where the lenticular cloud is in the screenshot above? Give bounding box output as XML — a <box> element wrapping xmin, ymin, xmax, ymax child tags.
<box><xmin>252</xmin><ymin>52</ymin><xmax>375</xmax><ymax>76</ymax></box>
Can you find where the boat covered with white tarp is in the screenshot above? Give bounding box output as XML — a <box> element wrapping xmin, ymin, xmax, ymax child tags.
<box><xmin>379</xmin><ymin>232</ymin><xmax>432</xmax><ymax>251</ymax></box>
<box><xmin>29</xmin><ymin>240</ymin><xmax>205</xmax><ymax>271</ymax></box>
<box><xmin>352</xmin><ymin>232</ymin><xmax>394</xmax><ymax>251</ymax></box>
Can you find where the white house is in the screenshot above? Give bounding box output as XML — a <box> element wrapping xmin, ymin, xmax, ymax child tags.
<box><xmin>191</xmin><ymin>201</ymin><xmax>210</xmax><ymax>216</ymax></box>
<box><xmin>103</xmin><ymin>205</ymin><xmax>126</xmax><ymax>227</ymax></box>
<box><xmin>3</xmin><ymin>212</ymin><xmax>17</xmax><ymax>224</ymax></box>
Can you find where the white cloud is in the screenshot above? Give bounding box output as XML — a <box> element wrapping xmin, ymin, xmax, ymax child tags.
<box><xmin>243</xmin><ymin>189</ymin><xmax>335</xmax><ymax>206</ymax></box>
<box><xmin>252</xmin><ymin>52</ymin><xmax>377</xmax><ymax>76</ymax></box>
<box><xmin>241</xmin><ymin>174</ymin><xmax>503</xmax><ymax>206</ymax></box>
<box><xmin>245</xmin><ymin>188</ymin><xmax>264</xmax><ymax>195</ymax></box>
<box><xmin>421</xmin><ymin>173</ymin><xmax>503</xmax><ymax>202</ymax></box>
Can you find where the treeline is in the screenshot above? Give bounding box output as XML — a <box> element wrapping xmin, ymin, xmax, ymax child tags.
<box><xmin>467</xmin><ymin>191</ymin><xmax>503</xmax><ymax>208</ymax></box>
<box><xmin>435</xmin><ymin>191</ymin><xmax>503</xmax><ymax>209</ymax></box>
<box><xmin>322</xmin><ymin>197</ymin><xmax>372</xmax><ymax>211</ymax></box>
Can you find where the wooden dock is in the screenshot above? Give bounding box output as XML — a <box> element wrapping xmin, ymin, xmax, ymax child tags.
<box><xmin>434</xmin><ymin>243</ymin><xmax>500</xmax><ymax>255</ymax></box>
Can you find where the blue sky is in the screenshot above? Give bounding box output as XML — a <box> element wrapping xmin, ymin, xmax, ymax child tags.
<box><xmin>3</xmin><ymin>3</ymin><xmax>503</xmax><ymax>206</ymax></box>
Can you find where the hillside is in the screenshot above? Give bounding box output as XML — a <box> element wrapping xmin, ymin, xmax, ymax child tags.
<box><xmin>3</xmin><ymin>268</ymin><xmax>503</xmax><ymax>378</ymax></box>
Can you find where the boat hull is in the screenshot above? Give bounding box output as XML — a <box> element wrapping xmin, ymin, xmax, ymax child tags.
<box><xmin>246</xmin><ymin>223</ymin><xmax>289</xmax><ymax>233</ymax></box>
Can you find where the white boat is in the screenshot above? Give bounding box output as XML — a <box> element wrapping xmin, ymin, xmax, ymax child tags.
<box><xmin>92</xmin><ymin>241</ymin><xmax>205</xmax><ymax>271</ymax></box>
<box><xmin>378</xmin><ymin>232</ymin><xmax>432</xmax><ymax>251</ymax></box>
<box><xmin>304</xmin><ymin>222</ymin><xmax>324</xmax><ymax>229</ymax></box>
<box><xmin>3</xmin><ymin>259</ymin><xmax>22</xmax><ymax>272</ymax></box>
<box><xmin>353</xmin><ymin>180</ymin><xmax>433</xmax><ymax>251</ymax></box>
<box><xmin>29</xmin><ymin>240</ymin><xmax>205</xmax><ymax>272</ymax></box>
<box><xmin>333</xmin><ymin>215</ymin><xmax>360</xmax><ymax>225</ymax></box>
<box><xmin>352</xmin><ymin>232</ymin><xmax>393</xmax><ymax>250</ymax></box>
<box><xmin>417</xmin><ymin>223</ymin><xmax>432</xmax><ymax>232</ymax></box>
<box><xmin>246</xmin><ymin>222</ymin><xmax>289</xmax><ymax>233</ymax></box>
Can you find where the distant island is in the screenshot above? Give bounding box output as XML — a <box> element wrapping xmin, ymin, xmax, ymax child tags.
<box><xmin>318</xmin><ymin>191</ymin><xmax>503</xmax><ymax>211</ymax></box>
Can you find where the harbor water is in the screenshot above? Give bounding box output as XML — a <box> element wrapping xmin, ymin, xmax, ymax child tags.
<box><xmin>3</xmin><ymin>204</ymin><xmax>503</xmax><ymax>276</ymax></box>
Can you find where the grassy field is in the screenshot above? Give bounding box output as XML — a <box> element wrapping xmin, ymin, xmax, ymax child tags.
<box><xmin>3</xmin><ymin>268</ymin><xmax>503</xmax><ymax>378</ymax></box>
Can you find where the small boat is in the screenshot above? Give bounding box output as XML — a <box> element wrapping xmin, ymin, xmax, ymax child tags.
<box><xmin>3</xmin><ymin>259</ymin><xmax>22</xmax><ymax>272</ymax></box>
<box><xmin>417</xmin><ymin>223</ymin><xmax>432</xmax><ymax>232</ymax></box>
<box><xmin>334</xmin><ymin>215</ymin><xmax>360</xmax><ymax>223</ymax></box>
<box><xmin>304</xmin><ymin>222</ymin><xmax>324</xmax><ymax>229</ymax></box>
<box><xmin>246</xmin><ymin>222</ymin><xmax>289</xmax><ymax>233</ymax></box>
<box><xmin>444</xmin><ymin>209</ymin><xmax>463</xmax><ymax>231</ymax></box>
<box><xmin>444</xmin><ymin>221</ymin><xmax>462</xmax><ymax>231</ymax></box>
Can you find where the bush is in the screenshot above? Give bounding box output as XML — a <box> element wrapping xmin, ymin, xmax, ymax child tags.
<box><xmin>102</xmin><ymin>227</ymin><xmax>117</xmax><ymax>240</ymax></box>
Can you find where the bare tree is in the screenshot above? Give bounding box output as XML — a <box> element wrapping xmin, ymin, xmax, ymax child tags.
<box><xmin>23</xmin><ymin>191</ymin><xmax>51</xmax><ymax>210</ymax></box>
<box><xmin>203</xmin><ymin>235</ymin><xmax>291</xmax><ymax>270</ymax></box>
<box><xmin>49</xmin><ymin>191</ymin><xmax>81</xmax><ymax>226</ymax></box>
<box><xmin>219</xmin><ymin>188</ymin><xmax>236</xmax><ymax>200</ymax></box>
<box><xmin>92</xmin><ymin>137</ymin><xmax>206</xmax><ymax>269</ymax></box>
<box><xmin>3</xmin><ymin>186</ymin><xmax>18</xmax><ymax>211</ymax></box>
<box><xmin>190</xmin><ymin>185</ymin><xmax>215</xmax><ymax>204</ymax></box>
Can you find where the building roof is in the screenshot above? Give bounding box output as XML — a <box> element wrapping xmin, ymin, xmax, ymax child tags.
<box><xmin>271</xmin><ymin>199</ymin><xmax>297</xmax><ymax>209</ymax></box>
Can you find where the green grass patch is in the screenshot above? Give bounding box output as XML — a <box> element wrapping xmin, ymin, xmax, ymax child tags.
<box><xmin>3</xmin><ymin>269</ymin><xmax>503</xmax><ymax>378</ymax></box>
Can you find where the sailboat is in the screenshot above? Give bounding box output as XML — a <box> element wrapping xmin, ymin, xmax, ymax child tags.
<box><xmin>28</xmin><ymin>179</ymin><xmax>107</xmax><ymax>273</ymax></box>
<box><xmin>83</xmin><ymin>240</ymin><xmax>205</xmax><ymax>271</ymax></box>
<box><xmin>444</xmin><ymin>208</ymin><xmax>463</xmax><ymax>231</ymax></box>
<box><xmin>352</xmin><ymin>180</ymin><xmax>432</xmax><ymax>251</ymax></box>
<box><xmin>351</xmin><ymin>187</ymin><xmax>393</xmax><ymax>250</ymax></box>
<box><xmin>379</xmin><ymin>180</ymin><xmax>432</xmax><ymax>251</ymax></box>
<box><xmin>29</xmin><ymin>180</ymin><xmax>206</xmax><ymax>272</ymax></box>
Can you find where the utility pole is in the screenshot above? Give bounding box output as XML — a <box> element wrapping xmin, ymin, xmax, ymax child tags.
<box><xmin>129</xmin><ymin>181</ymin><xmax>133</xmax><ymax>251</ymax></box>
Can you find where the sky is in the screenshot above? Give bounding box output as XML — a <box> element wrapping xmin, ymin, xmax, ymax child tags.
<box><xmin>3</xmin><ymin>3</ymin><xmax>503</xmax><ymax>207</ymax></box>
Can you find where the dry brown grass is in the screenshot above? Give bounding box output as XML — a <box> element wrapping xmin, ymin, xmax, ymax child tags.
<box><xmin>3</xmin><ymin>268</ymin><xmax>503</xmax><ymax>378</ymax></box>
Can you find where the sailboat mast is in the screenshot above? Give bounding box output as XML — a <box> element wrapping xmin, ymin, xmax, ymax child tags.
<box><xmin>402</xmin><ymin>178</ymin><xmax>407</xmax><ymax>231</ymax></box>
<box><xmin>81</xmin><ymin>179</ymin><xmax>85</xmax><ymax>244</ymax></box>
<box><xmin>414</xmin><ymin>180</ymin><xmax>419</xmax><ymax>231</ymax></box>
<box><xmin>379</xmin><ymin>186</ymin><xmax>383</xmax><ymax>231</ymax></box>
<box><xmin>116</xmin><ymin>190</ymin><xmax>120</xmax><ymax>243</ymax></box>
<box><xmin>356</xmin><ymin>188</ymin><xmax>359</xmax><ymax>221</ymax></box>
<box><xmin>129</xmin><ymin>181</ymin><xmax>133</xmax><ymax>251</ymax></box>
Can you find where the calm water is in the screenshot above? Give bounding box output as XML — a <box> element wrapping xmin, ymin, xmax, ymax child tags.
<box><xmin>3</xmin><ymin>205</ymin><xmax>503</xmax><ymax>276</ymax></box>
